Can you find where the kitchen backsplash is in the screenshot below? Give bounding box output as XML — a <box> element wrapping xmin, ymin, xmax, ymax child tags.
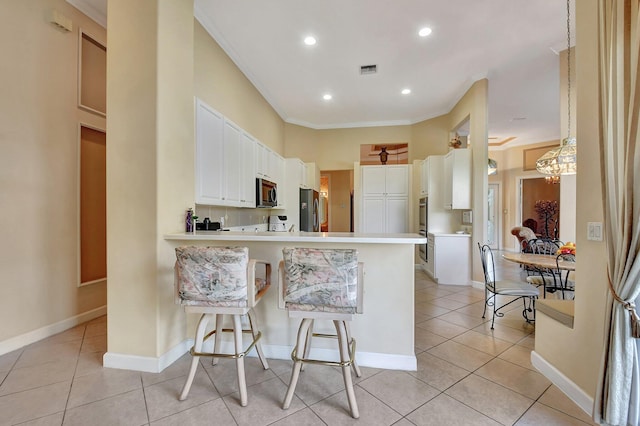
<box><xmin>195</xmin><ymin>204</ymin><xmax>270</xmax><ymax>229</ymax></box>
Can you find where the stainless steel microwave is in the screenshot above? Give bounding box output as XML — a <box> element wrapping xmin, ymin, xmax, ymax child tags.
<box><xmin>256</xmin><ymin>178</ymin><xmax>277</xmax><ymax>208</ymax></box>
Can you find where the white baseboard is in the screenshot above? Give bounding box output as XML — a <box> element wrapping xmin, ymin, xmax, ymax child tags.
<box><xmin>103</xmin><ymin>340</ymin><xmax>417</xmax><ymax>373</ymax></box>
<box><xmin>471</xmin><ymin>280</ymin><xmax>485</xmax><ymax>290</ymax></box>
<box><xmin>531</xmin><ymin>350</ymin><xmax>594</xmax><ymax>416</ymax></box>
<box><xmin>0</xmin><ymin>305</ymin><xmax>107</xmax><ymax>356</ymax></box>
<box><xmin>104</xmin><ymin>339</ymin><xmax>193</xmax><ymax>373</ymax></box>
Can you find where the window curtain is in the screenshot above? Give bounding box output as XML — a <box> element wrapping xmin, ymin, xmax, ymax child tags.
<box><xmin>594</xmin><ymin>1</ymin><xmax>640</xmax><ymax>425</ymax></box>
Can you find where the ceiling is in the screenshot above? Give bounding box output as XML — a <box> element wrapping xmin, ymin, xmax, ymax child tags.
<box><xmin>69</xmin><ymin>0</ymin><xmax>573</xmax><ymax>149</ymax></box>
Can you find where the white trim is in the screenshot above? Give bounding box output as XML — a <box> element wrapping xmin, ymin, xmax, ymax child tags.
<box><xmin>0</xmin><ymin>305</ymin><xmax>107</xmax><ymax>356</ymax></box>
<box><xmin>471</xmin><ymin>279</ymin><xmax>485</xmax><ymax>290</ymax></box>
<box><xmin>103</xmin><ymin>341</ymin><xmax>417</xmax><ymax>373</ymax></box>
<box><xmin>531</xmin><ymin>350</ymin><xmax>593</xmax><ymax>416</ymax></box>
<box><xmin>103</xmin><ymin>339</ymin><xmax>193</xmax><ymax>373</ymax></box>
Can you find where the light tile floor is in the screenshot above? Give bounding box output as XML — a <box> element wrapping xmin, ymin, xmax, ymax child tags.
<box><xmin>0</xmin><ymin>253</ymin><xmax>597</xmax><ymax>425</ymax></box>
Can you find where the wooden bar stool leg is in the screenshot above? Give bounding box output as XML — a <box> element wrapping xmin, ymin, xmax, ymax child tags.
<box><xmin>232</xmin><ymin>314</ymin><xmax>248</xmax><ymax>407</ymax></box>
<box><xmin>300</xmin><ymin>319</ymin><xmax>313</xmax><ymax>372</ymax></box>
<box><xmin>212</xmin><ymin>314</ymin><xmax>223</xmax><ymax>366</ymax></box>
<box><xmin>180</xmin><ymin>314</ymin><xmax>210</xmax><ymax>401</ymax></box>
<box><xmin>283</xmin><ymin>318</ymin><xmax>312</xmax><ymax>409</ymax></box>
<box><xmin>344</xmin><ymin>322</ymin><xmax>361</xmax><ymax>378</ymax></box>
<box><xmin>335</xmin><ymin>320</ymin><xmax>359</xmax><ymax>418</ymax></box>
<box><xmin>247</xmin><ymin>309</ymin><xmax>269</xmax><ymax>370</ymax></box>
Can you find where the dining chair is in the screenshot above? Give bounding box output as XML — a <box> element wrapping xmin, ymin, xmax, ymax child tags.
<box><xmin>174</xmin><ymin>246</ymin><xmax>271</xmax><ymax>407</ymax></box>
<box><xmin>278</xmin><ymin>247</ymin><xmax>364</xmax><ymax>418</ymax></box>
<box><xmin>554</xmin><ymin>253</ymin><xmax>576</xmax><ymax>299</ymax></box>
<box><xmin>523</xmin><ymin>238</ymin><xmax>563</xmax><ymax>297</ymax></box>
<box><xmin>477</xmin><ymin>243</ymin><xmax>539</xmax><ymax>329</ymax></box>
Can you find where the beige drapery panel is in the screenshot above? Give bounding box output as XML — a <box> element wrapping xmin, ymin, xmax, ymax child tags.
<box><xmin>594</xmin><ymin>1</ymin><xmax>640</xmax><ymax>425</ymax></box>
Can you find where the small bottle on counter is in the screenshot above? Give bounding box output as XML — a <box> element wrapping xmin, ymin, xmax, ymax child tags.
<box><xmin>185</xmin><ymin>208</ymin><xmax>194</xmax><ymax>232</ymax></box>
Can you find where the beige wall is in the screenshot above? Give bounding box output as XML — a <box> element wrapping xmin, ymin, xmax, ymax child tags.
<box><xmin>194</xmin><ymin>22</ymin><xmax>284</xmax><ymax>154</ymax></box>
<box><xmin>0</xmin><ymin>0</ymin><xmax>107</xmax><ymax>344</ymax></box>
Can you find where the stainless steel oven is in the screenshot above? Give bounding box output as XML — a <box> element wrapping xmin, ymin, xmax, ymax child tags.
<box><xmin>418</xmin><ymin>197</ymin><xmax>427</xmax><ymax>261</ymax></box>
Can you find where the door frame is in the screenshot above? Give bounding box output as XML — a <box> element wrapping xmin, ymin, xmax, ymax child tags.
<box><xmin>488</xmin><ymin>182</ymin><xmax>502</xmax><ymax>250</ymax></box>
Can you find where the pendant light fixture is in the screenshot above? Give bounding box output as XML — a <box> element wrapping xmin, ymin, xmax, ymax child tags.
<box><xmin>536</xmin><ymin>0</ymin><xmax>577</xmax><ymax>177</ymax></box>
<box><xmin>488</xmin><ymin>158</ymin><xmax>497</xmax><ymax>175</ymax></box>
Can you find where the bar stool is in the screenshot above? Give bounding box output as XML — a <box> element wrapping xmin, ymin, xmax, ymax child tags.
<box><xmin>174</xmin><ymin>246</ymin><xmax>271</xmax><ymax>406</ymax></box>
<box><xmin>278</xmin><ymin>247</ymin><xmax>364</xmax><ymax>418</ymax></box>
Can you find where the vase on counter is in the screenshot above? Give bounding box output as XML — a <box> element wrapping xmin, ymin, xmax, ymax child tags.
<box><xmin>185</xmin><ymin>208</ymin><xmax>194</xmax><ymax>233</ymax></box>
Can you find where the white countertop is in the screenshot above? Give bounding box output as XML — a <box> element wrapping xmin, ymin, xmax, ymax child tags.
<box><xmin>164</xmin><ymin>231</ymin><xmax>426</xmax><ymax>244</ymax></box>
<box><xmin>428</xmin><ymin>232</ymin><xmax>472</xmax><ymax>238</ymax></box>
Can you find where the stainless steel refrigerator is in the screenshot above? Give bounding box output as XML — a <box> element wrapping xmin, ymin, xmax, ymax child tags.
<box><xmin>300</xmin><ymin>188</ymin><xmax>319</xmax><ymax>232</ymax></box>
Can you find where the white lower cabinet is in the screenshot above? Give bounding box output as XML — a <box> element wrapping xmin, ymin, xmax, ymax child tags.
<box><xmin>428</xmin><ymin>233</ymin><xmax>470</xmax><ymax>285</ymax></box>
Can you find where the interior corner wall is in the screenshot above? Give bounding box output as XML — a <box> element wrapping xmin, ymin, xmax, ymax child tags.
<box><xmin>533</xmin><ymin>0</ymin><xmax>607</xmax><ymax>399</ymax></box>
<box><xmin>0</xmin><ymin>0</ymin><xmax>107</xmax><ymax>347</ymax></box>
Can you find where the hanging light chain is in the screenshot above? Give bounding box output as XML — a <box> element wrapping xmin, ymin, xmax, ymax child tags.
<box><xmin>566</xmin><ymin>0</ymin><xmax>571</xmax><ymax>140</ymax></box>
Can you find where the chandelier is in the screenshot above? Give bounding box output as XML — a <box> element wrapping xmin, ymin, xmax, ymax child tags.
<box><xmin>537</xmin><ymin>0</ymin><xmax>576</xmax><ymax>177</ymax></box>
<box><xmin>488</xmin><ymin>158</ymin><xmax>497</xmax><ymax>175</ymax></box>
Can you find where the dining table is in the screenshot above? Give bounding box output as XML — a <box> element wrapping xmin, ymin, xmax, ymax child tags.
<box><xmin>502</xmin><ymin>252</ymin><xmax>576</xmax><ymax>271</ymax></box>
<box><xmin>502</xmin><ymin>252</ymin><xmax>576</xmax><ymax>299</ymax></box>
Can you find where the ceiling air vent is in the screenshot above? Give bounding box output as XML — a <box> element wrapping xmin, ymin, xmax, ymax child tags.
<box><xmin>360</xmin><ymin>64</ymin><xmax>377</xmax><ymax>75</ymax></box>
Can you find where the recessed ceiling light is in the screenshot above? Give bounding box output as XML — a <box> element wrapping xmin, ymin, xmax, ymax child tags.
<box><xmin>418</xmin><ymin>27</ymin><xmax>432</xmax><ymax>37</ymax></box>
<box><xmin>304</xmin><ymin>36</ymin><xmax>317</xmax><ymax>46</ymax></box>
<box><xmin>401</xmin><ymin>88</ymin><xmax>411</xmax><ymax>95</ymax></box>
<box><xmin>323</xmin><ymin>94</ymin><xmax>332</xmax><ymax>100</ymax></box>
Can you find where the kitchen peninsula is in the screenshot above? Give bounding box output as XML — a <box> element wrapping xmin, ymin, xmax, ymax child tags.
<box><xmin>164</xmin><ymin>231</ymin><xmax>426</xmax><ymax>370</ymax></box>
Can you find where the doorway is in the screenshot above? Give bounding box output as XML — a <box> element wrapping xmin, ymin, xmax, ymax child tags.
<box><xmin>518</xmin><ymin>177</ymin><xmax>561</xmax><ymax>243</ymax></box>
<box><xmin>321</xmin><ymin>170</ymin><xmax>353</xmax><ymax>232</ymax></box>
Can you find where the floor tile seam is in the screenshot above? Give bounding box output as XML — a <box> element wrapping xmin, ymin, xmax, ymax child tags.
<box><xmin>492</xmin><ymin>350</ymin><xmax>538</xmax><ymax>373</ymax></box>
<box><xmin>0</xmin><ymin>372</ymin><xmax>75</xmax><ymax>399</ymax></box>
<box><xmin>535</xmin><ymin>394</ymin><xmax>595</xmax><ymax>424</ymax></box>
<box><xmin>438</xmin><ymin>388</ymin><xmax>512</xmax><ymax>425</ymax></box>
<box><xmin>472</xmin><ymin>367</ymin><xmax>552</xmax><ymax>401</ymax></box>
<box><xmin>332</xmin><ymin>383</ymin><xmax>409</xmax><ymax>421</ymax></box>
<box><xmin>139</xmin><ymin>375</ymin><xmax>152</xmax><ymax>425</ymax></box>
<box><xmin>463</xmin><ymin>371</ymin><xmax>540</xmax><ymax>406</ymax></box>
<box><xmin>64</xmin><ymin>386</ymin><xmax>145</xmax><ymax>413</ymax></box>
<box><xmin>450</xmin><ymin>336</ymin><xmax>516</xmax><ymax>358</ymax></box>
<box><xmin>422</xmin><ymin>346</ymin><xmax>477</xmax><ymax>375</ymax></box>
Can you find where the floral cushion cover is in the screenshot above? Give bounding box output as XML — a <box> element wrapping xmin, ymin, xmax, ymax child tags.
<box><xmin>282</xmin><ymin>248</ymin><xmax>359</xmax><ymax>314</ymax></box>
<box><xmin>175</xmin><ymin>246</ymin><xmax>249</xmax><ymax>307</ymax></box>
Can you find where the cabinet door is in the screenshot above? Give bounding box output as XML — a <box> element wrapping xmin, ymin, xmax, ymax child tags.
<box><xmin>241</xmin><ymin>132</ymin><xmax>256</xmax><ymax>207</ymax></box>
<box><xmin>385</xmin><ymin>197</ymin><xmax>408</xmax><ymax>233</ymax></box>
<box><xmin>223</xmin><ymin>120</ymin><xmax>242</xmax><ymax>206</ymax></box>
<box><xmin>195</xmin><ymin>99</ymin><xmax>224</xmax><ymax>205</ymax></box>
<box><xmin>362</xmin><ymin>197</ymin><xmax>385</xmax><ymax>233</ymax></box>
<box><xmin>255</xmin><ymin>142</ymin><xmax>267</xmax><ymax>178</ymax></box>
<box><xmin>361</xmin><ymin>166</ymin><xmax>386</xmax><ymax>196</ymax></box>
<box><xmin>420</xmin><ymin>159</ymin><xmax>429</xmax><ymax>196</ymax></box>
<box><xmin>443</xmin><ymin>152</ymin><xmax>453</xmax><ymax>209</ymax></box>
<box><xmin>450</xmin><ymin>149</ymin><xmax>471</xmax><ymax>209</ymax></box>
<box><xmin>385</xmin><ymin>165</ymin><xmax>409</xmax><ymax>196</ymax></box>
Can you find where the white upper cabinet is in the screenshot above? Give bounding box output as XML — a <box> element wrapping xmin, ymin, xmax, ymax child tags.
<box><xmin>306</xmin><ymin>162</ymin><xmax>320</xmax><ymax>191</ymax></box>
<box><xmin>362</xmin><ymin>165</ymin><xmax>408</xmax><ymax>197</ymax></box>
<box><xmin>240</xmin><ymin>131</ymin><xmax>256</xmax><ymax>207</ymax></box>
<box><xmin>194</xmin><ymin>98</ymin><xmax>259</xmax><ymax>208</ymax></box>
<box><xmin>223</xmin><ymin>119</ymin><xmax>242</xmax><ymax>205</ymax></box>
<box><xmin>195</xmin><ymin>99</ymin><xmax>224</xmax><ymax>205</ymax></box>
<box><xmin>360</xmin><ymin>165</ymin><xmax>410</xmax><ymax>233</ymax></box>
<box><xmin>443</xmin><ymin>149</ymin><xmax>471</xmax><ymax>210</ymax></box>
